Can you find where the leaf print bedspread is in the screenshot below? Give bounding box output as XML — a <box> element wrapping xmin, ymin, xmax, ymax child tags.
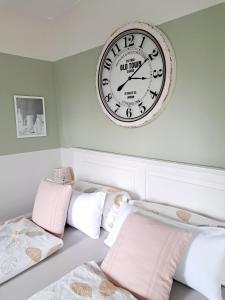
<box><xmin>0</xmin><ymin>217</ymin><xmax>63</xmax><ymax>284</ymax></box>
<box><xmin>28</xmin><ymin>261</ymin><xmax>137</xmax><ymax>300</ymax></box>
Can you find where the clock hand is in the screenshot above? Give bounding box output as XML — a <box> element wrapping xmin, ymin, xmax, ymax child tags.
<box><xmin>131</xmin><ymin>77</ymin><xmax>150</xmax><ymax>80</ymax></box>
<box><xmin>117</xmin><ymin>57</ymin><xmax>150</xmax><ymax>91</ymax></box>
<box><xmin>117</xmin><ymin>77</ymin><xmax>131</xmax><ymax>92</ymax></box>
<box><xmin>129</xmin><ymin>56</ymin><xmax>149</xmax><ymax>79</ymax></box>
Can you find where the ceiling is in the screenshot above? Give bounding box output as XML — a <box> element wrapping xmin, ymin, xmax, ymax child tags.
<box><xmin>0</xmin><ymin>0</ymin><xmax>224</xmax><ymax>21</ymax></box>
<box><xmin>0</xmin><ymin>0</ymin><xmax>80</xmax><ymax>20</ymax></box>
<box><xmin>0</xmin><ymin>0</ymin><xmax>224</xmax><ymax>60</ymax></box>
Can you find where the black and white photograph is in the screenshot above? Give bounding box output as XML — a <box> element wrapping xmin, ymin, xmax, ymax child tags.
<box><xmin>14</xmin><ymin>95</ymin><xmax>47</xmax><ymax>138</ymax></box>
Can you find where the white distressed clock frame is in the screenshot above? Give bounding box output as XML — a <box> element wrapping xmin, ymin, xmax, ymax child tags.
<box><xmin>96</xmin><ymin>22</ymin><xmax>176</xmax><ymax>127</ymax></box>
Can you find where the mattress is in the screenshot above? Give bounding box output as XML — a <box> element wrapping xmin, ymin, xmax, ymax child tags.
<box><xmin>0</xmin><ymin>226</ymin><xmax>224</xmax><ymax>300</ymax></box>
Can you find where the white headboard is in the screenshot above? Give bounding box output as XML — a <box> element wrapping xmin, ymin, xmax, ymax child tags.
<box><xmin>61</xmin><ymin>147</ymin><xmax>225</xmax><ymax>221</ymax></box>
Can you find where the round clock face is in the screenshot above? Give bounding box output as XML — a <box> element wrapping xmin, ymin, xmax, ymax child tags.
<box><xmin>96</xmin><ymin>23</ymin><xmax>176</xmax><ymax>127</ymax></box>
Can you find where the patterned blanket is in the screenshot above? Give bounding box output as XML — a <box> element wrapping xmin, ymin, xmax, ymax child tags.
<box><xmin>0</xmin><ymin>217</ymin><xmax>63</xmax><ymax>284</ymax></box>
<box><xmin>28</xmin><ymin>261</ymin><xmax>137</xmax><ymax>300</ymax></box>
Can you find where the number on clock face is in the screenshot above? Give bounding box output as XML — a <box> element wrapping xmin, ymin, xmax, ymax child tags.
<box><xmin>98</xmin><ymin>29</ymin><xmax>166</xmax><ymax>123</ymax></box>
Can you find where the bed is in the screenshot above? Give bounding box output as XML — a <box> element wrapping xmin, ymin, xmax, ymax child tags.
<box><xmin>1</xmin><ymin>147</ymin><xmax>225</xmax><ymax>299</ymax></box>
<box><xmin>0</xmin><ymin>226</ymin><xmax>224</xmax><ymax>300</ymax></box>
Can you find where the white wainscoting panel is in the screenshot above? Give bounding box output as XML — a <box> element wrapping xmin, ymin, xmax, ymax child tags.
<box><xmin>61</xmin><ymin>148</ymin><xmax>145</xmax><ymax>199</ymax></box>
<box><xmin>145</xmin><ymin>161</ymin><xmax>225</xmax><ymax>220</ymax></box>
<box><xmin>0</xmin><ymin>149</ymin><xmax>61</xmax><ymax>221</ymax></box>
<box><xmin>61</xmin><ymin>148</ymin><xmax>225</xmax><ymax>221</ymax></box>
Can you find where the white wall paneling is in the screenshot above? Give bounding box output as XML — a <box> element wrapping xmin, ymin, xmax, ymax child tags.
<box><xmin>2</xmin><ymin>147</ymin><xmax>224</xmax><ymax>221</ymax></box>
<box><xmin>145</xmin><ymin>162</ymin><xmax>225</xmax><ymax>220</ymax></box>
<box><xmin>61</xmin><ymin>147</ymin><xmax>145</xmax><ymax>199</ymax></box>
<box><xmin>2</xmin><ymin>147</ymin><xmax>225</xmax><ymax>221</ymax></box>
<box><xmin>61</xmin><ymin>148</ymin><xmax>225</xmax><ymax>221</ymax></box>
<box><xmin>0</xmin><ymin>149</ymin><xmax>61</xmax><ymax>220</ymax></box>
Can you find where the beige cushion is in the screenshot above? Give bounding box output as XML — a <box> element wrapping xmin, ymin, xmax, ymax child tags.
<box><xmin>101</xmin><ymin>213</ymin><xmax>191</xmax><ymax>300</ymax></box>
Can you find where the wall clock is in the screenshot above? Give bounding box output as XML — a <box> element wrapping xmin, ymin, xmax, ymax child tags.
<box><xmin>96</xmin><ymin>22</ymin><xmax>176</xmax><ymax>127</ymax></box>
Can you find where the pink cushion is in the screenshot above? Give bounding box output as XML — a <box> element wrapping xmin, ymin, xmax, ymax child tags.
<box><xmin>32</xmin><ymin>180</ymin><xmax>72</xmax><ymax>236</ymax></box>
<box><xmin>101</xmin><ymin>213</ymin><xmax>191</xmax><ymax>300</ymax></box>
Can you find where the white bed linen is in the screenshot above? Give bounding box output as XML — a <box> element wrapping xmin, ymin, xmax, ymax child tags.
<box><xmin>0</xmin><ymin>226</ymin><xmax>224</xmax><ymax>300</ymax></box>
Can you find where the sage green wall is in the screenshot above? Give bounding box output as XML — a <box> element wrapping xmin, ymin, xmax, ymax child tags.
<box><xmin>0</xmin><ymin>53</ymin><xmax>59</xmax><ymax>155</ymax></box>
<box><xmin>54</xmin><ymin>4</ymin><xmax>225</xmax><ymax>168</ymax></box>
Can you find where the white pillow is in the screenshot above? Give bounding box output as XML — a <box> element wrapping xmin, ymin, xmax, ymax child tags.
<box><xmin>74</xmin><ymin>180</ymin><xmax>131</xmax><ymax>232</ymax></box>
<box><xmin>67</xmin><ymin>190</ymin><xmax>106</xmax><ymax>239</ymax></box>
<box><xmin>105</xmin><ymin>203</ymin><xmax>225</xmax><ymax>300</ymax></box>
<box><xmin>104</xmin><ymin>203</ymin><xmax>138</xmax><ymax>247</ymax></box>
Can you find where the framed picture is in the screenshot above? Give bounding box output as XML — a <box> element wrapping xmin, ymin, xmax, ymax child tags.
<box><xmin>14</xmin><ymin>95</ymin><xmax>47</xmax><ymax>138</ymax></box>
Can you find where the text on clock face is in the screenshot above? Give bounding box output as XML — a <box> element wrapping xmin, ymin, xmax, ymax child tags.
<box><xmin>120</xmin><ymin>59</ymin><xmax>142</xmax><ymax>72</ymax></box>
<box><xmin>98</xmin><ymin>30</ymin><xmax>166</xmax><ymax>122</ymax></box>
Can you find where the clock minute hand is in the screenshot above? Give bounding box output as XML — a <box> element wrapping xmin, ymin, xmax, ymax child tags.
<box><xmin>117</xmin><ymin>57</ymin><xmax>149</xmax><ymax>92</ymax></box>
<box><xmin>129</xmin><ymin>57</ymin><xmax>149</xmax><ymax>79</ymax></box>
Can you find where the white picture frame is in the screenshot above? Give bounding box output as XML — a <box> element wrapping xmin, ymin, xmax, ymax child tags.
<box><xmin>14</xmin><ymin>95</ymin><xmax>47</xmax><ymax>138</ymax></box>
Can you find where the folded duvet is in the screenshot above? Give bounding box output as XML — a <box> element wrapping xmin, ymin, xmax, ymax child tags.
<box><xmin>0</xmin><ymin>217</ymin><xmax>63</xmax><ymax>284</ymax></box>
<box><xmin>28</xmin><ymin>261</ymin><xmax>137</xmax><ymax>300</ymax></box>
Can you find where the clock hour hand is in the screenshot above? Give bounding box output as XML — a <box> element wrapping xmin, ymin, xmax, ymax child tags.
<box><xmin>117</xmin><ymin>57</ymin><xmax>150</xmax><ymax>91</ymax></box>
<box><xmin>131</xmin><ymin>77</ymin><xmax>150</xmax><ymax>80</ymax></box>
<box><xmin>117</xmin><ymin>78</ymin><xmax>130</xmax><ymax>92</ymax></box>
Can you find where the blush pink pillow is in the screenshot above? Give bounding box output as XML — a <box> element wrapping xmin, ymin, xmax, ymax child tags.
<box><xmin>32</xmin><ymin>180</ymin><xmax>72</xmax><ymax>237</ymax></box>
<box><xmin>101</xmin><ymin>213</ymin><xmax>191</xmax><ymax>300</ymax></box>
